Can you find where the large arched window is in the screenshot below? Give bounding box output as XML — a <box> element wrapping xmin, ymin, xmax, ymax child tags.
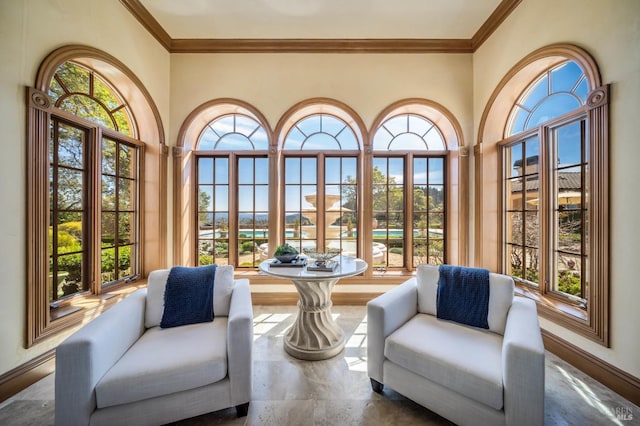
<box><xmin>477</xmin><ymin>44</ymin><xmax>609</xmax><ymax>345</ymax></box>
<box><xmin>371</xmin><ymin>113</ymin><xmax>447</xmax><ymax>269</ymax></box>
<box><xmin>282</xmin><ymin>113</ymin><xmax>361</xmax><ymax>257</ymax></box>
<box><xmin>195</xmin><ymin>112</ymin><xmax>270</xmax><ymax>268</ymax></box>
<box><xmin>27</xmin><ymin>46</ymin><xmax>166</xmax><ymax>346</ymax></box>
<box><xmin>46</xmin><ymin>61</ymin><xmax>141</xmax><ymax>300</ymax></box>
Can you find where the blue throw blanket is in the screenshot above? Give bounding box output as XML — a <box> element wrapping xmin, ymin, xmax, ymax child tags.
<box><xmin>436</xmin><ymin>265</ymin><xmax>490</xmax><ymax>329</ymax></box>
<box><xmin>161</xmin><ymin>265</ymin><xmax>217</xmax><ymax>328</ymax></box>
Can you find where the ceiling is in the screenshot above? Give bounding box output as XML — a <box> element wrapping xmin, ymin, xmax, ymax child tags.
<box><xmin>137</xmin><ymin>0</ymin><xmax>505</xmax><ymax>40</ymax></box>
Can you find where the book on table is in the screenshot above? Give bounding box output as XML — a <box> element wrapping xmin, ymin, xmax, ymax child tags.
<box><xmin>269</xmin><ymin>257</ymin><xmax>307</xmax><ymax>268</ymax></box>
<box><xmin>306</xmin><ymin>261</ymin><xmax>338</xmax><ymax>272</ymax></box>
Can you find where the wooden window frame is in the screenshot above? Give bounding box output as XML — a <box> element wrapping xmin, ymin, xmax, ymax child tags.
<box><xmin>476</xmin><ymin>44</ymin><xmax>609</xmax><ymax>345</ymax></box>
<box><xmin>26</xmin><ymin>45</ymin><xmax>168</xmax><ymax>348</ymax></box>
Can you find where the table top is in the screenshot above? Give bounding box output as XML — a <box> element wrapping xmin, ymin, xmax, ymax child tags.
<box><xmin>259</xmin><ymin>255</ymin><xmax>368</xmax><ymax>280</ymax></box>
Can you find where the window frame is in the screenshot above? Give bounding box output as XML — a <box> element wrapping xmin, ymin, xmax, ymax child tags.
<box><xmin>476</xmin><ymin>44</ymin><xmax>609</xmax><ymax>345</ymax></box>
<box><xmin>193</xmin><ymin>112</ymin><xmax>271</xmax><ymax>269</ymax></box>
<box><xmin>27</xmin><ymin>46</ymin><xmax>167</xmax><ymax>348</ymax></box>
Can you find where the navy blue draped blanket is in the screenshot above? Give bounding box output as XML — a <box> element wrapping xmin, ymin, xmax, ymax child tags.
<box><xmin>436</xmin><ymin>265</ymin><xmax>490</xmax><ymax>329</ymax></box>
<box><xmin>161</xmin><ymin>265</ymin><xmax>217</xmax><ymax>328</ymax></box>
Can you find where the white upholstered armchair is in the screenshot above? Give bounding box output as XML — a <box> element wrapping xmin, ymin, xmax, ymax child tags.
<box><xmin>367</xmin><ymin>264</ymin><xmax>544</xmax><ymax>426</ymax></box>
<box><xmin>55</xmin><ymin>266</ymin><xmax>253</xmax><ymax>426</ymax></box>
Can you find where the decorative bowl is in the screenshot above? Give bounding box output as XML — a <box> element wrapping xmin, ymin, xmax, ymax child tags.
<box><xmin>304</xmin><ymin>250</ymin><xmax>340</xmax><ymax>265</ymax></box>
<box><xmin>275</xmin><ymin>254</ymin><xmax>298</xmax><ymax>263</ymax></box>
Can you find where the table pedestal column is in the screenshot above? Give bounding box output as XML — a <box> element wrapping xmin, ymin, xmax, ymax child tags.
<box><xmin>284</xmin><ymin>278</ymin><xmax>344</xmax><ymax>360</ymax></box>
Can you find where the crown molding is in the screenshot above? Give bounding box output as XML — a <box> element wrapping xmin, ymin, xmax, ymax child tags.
<box><xmin>171</xmin><ymin>38</ymin><xmax>473</xmax><ymax>54</ymax></box>
<box><xmin>472</xmin><ymin>0</ymin><xmax>523</xmax><ymax>49</ymax></box>
<box><xmin>119</xmin><ymin>0</ymin><xmax>171</xmax><ymax>51</ymax></box>
<box><xmin>120</xmin><ymin>0</ymin><xmax>520</xmax><ymax>54</ymax></box>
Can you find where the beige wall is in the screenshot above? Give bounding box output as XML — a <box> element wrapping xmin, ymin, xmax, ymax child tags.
<box><xmin>0</xmin><ymin>0</ymin><xmax>170</xmax><ymax>374</ymax></box>
<box><xmin>170</xmin><ymin>53</ymin><xmax>473</xmax><ymax>145</ymax></box>
<box><xmin>473</xmin><ymin>0</ymin><xmax>640</xmax><ymax>377</ymax></box>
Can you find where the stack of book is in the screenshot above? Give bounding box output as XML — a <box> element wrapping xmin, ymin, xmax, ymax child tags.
<box><xmin>306</xmin><ymin>261</ymin><xmax>338</xmax><ymax>272</ymax></box>
<box><xmin>269</xmin><ymin>257</ymin><xmax>307</xmax><ymax>268</ymax></box>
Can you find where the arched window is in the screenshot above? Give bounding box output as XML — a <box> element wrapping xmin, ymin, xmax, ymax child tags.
<box><xmin>503</xmin><ymin>60</ymin><xmax>590</xmax><ymax>304</ymax></box>
<box><xmin>46</xmin><ymin>61</ymin><xmax>141</xmax><ymax>302</ymax></box>
<box><xmin>372</xmin><ymin>113</ymin><xmax>447</xmax><ymax>269</ymax></box>
<box><xmin>27</xmin><ymin>46</ymin><xmax>166</xmax><ymax>346</ymax></box>
<box><xmin>477</xmin><ymin>45</ymin><xmax>609</xmax><ymax>345</ymax></box>
<box><xmin>195</xmin><ymin>112</ymin><xmax>270</xmax><ymax>268</ymax></box>
<box><xmin>282</xmin><ymin>113</ymin><xmax>360</xmax><ymax>257</ymax></box>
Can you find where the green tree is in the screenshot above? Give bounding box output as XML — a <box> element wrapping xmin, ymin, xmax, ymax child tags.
<box><xmin>199</xmin><ymin>190</ymin><xmax>212</xmax><ymax>225</ymax></box>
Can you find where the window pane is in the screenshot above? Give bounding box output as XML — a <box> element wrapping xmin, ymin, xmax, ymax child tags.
<box><xmin>522</xmin><ymin>75</ymin><xmax>549</xmax><ymax>110</ymax></box>
<box><xmin>102</xmin><ymin>175</ymin><xmax>116</xmax><ymax>210</ymax></box>
<box><xmin>215</xmin><ymin>158</ymin><xmax>228</xmax><ymax>183</ymax></box>
<box><xmin>119</xmin><ymin>144</ymin><xmax>136</xmax><ymax>178</ymax></box>
<box><xmin>388</xmin><ymin>158</ymin><xmax>404</xmax><ymax>184</ymax></box>
<box><xmin>391</xmin><ymin>133</ymin><xmax>426</xmax><ymax>150</ymax></box>
<box><xmin>556</xmin><ymin>121</ymin><xmax>583</xmax><ymax>166</ymax></box>
<box><xmin>557</xmin><ymin>211</ymin><xmax>582</xmax><ymax>253</ymax></box>
<box><xmin>238</xmin><ymin>186</ymin><xmax>254</xmax><ymax>210</ymax></box>
<box><xmin>198</xmin><ymin>158</ymin><xmax>214</xmax><ymax>184</ymax></box>
<box><xmin>508</xmin><ymin>143</ymin><xmax>523</xmax><ymax>178</ymax></box>
<box><xmin>413</xmin><ymin>158</ymin><xmax>427</xmax><ymax>185</ymax></box>
<box><xmin>301</xmin><ymin>158</ymin><xmax>316</xmax><ymax>184</ymax></box>
<box><xmin>285</xmin><ymin>157</ymin><xmax>301</xmax><ymax>184</ymax></box>
<box><xmin>60</xmin><ymin>95</ymin><xmax>115</xmax><ymax>130</ymax></box>
<box><xmin>118</xmin><ymin>213</ymin><xmax>134</xmax><ymax>244</ymax></box>
<box><xmin>506</xmin><ymin>179</ymin><xmax>523</xmax><ymax>210</ymax></box>
<box><xmin>342</xmin><ymin>157</ymin><xmax>357</xmax><ymax>182</ymax></box>
<box><xmin>325</xmin><ymin>158</ymin><xmax>341</xmax><ymax>183</ymax></box>
<box><xmin>551</xmin><ymin>61</ymin><xmax>583</xmax><ymax>94</ymax></box>
<box><xmin>59</xmin><ymin>168</ymin><xmax>84</xmax><ymax>210</ymax></box>
<box><xmin>58</xmin><ymin>130</ymin><xmax>84</xmax><ymax>169</ymax></box>
<box><xmin>255</xmin><ymin>186</ymin><xmax>269</xmax><ymax>211</ymax></box>
<box><xmin>429</xmin><ymin>158</ymin><xmax>444</xmax><ymax>184</ymax></box>
<box><xmin>93</xmin><ymin>77</ymin><xmax>122</xmax><ymax>110</ymax></box>
<box><xmin>507</xmin><ymin>212</ymin><xmax>523</xmax><ymax>245</ymax></box>
<box><xmin>217</xmin><ymin>133</ymin><xmax>253</xmax><ymax>150</ymax></box>
<box><xmin>255</xmin><ymin>158</ymin><xmax>268</xmax><ymax>184</ymax></box>
<box><xmin>214</xmin><ymin>185</ymin><xmax>229</xmax><ymax>210</ymax></box>
<box><xmin>238</xmin><ymin>158</ymin><xmax>254</xmax><ymax>185</ymax></box>
<box><xmin>102</xmin><ymin>212</ymin><xmax>116</xmax><ymax>246</ymax></box>
<box><xmin>118</xmin><ymin>178</ymin><xmax>135</xmax><ymax>210</ymax></box>
<box><xmin>525</xmin><ymin>211</ymin><xmax>539</xmax><ymax>248</ymax></box>
<box><xmin>526</xmin><ymin>93</ymin><xmax>582</xmax><ymax>130</ymax></box>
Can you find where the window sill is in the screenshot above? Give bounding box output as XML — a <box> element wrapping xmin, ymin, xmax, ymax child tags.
<box><xmin>515</xmin><ymin>283</ymin><xmax>588</xmax><ymax>322</ymax></box>
<box><xmin>37</xmin><ymin>280</ymin><xmax>147</xmax><ymax>345</ymax></box>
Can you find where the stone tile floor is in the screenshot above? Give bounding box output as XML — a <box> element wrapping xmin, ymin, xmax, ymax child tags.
<box><xmin>1</xmin><ymin>305</ymin><xmax>638</xmax><ymax>425</ymax></box>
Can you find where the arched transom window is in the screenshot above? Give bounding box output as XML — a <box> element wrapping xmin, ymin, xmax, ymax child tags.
<box><xmin>506</xmin><ymin>61</ymin><xmax>587</xmax><ymax>137</ymax></box>
<box><xmin>372</xmin><ymin>113</ymin><xmax>447</xmax><ymax>270</ymax></box>
<box><xmin>373</xmin><ymin>113</ymin><xmax>446</xmax><ymax>151</ymax></box>
<box><xmin>49</xmin><ymin>61</ymin><xmax>137</xmax><ymax>137</ymax></box>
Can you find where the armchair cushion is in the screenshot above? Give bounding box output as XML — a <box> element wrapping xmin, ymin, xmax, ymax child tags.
<box><xmin>384</xmin><ymin>313</ymin><xmax>504</xmax><ymax>410</ymax></box>
<box><xmin>161</xmin><ymin>265</ymin><xmax>216</xmax><ymax>328</ymax></box>
<box><xmin>95</xmin><ymin>319</ymin><xmax>228</xmax><ymax>409</ymax></box>
<box><xmin>146</xmin><ymin>265</ymin><xmax>235</xmax><ymax>328</ymax></box>
<box><xmin>417</xmin><ymin>264</ymin><xmax>515</xmax><ymax>335</ymax></box>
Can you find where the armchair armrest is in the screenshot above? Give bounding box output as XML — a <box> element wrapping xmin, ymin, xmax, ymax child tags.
<box><xmin>366</xmin><ymin>278</ymin><xmax>418</xmax><ymax>383</ymax></box>
<box><xmin>227</xmin><ymin>279</ymin><xmax>253</xmax><ymax>405</ymax></box>
<box><xmin>55</xmin><ymin>289</ymin><xmax>146</xmax><ymax>426</ymax></box>
<box><xmin>502</xmin><ymin>297</ymin><xmax>545</xmax><ymax>426</ymax></box>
